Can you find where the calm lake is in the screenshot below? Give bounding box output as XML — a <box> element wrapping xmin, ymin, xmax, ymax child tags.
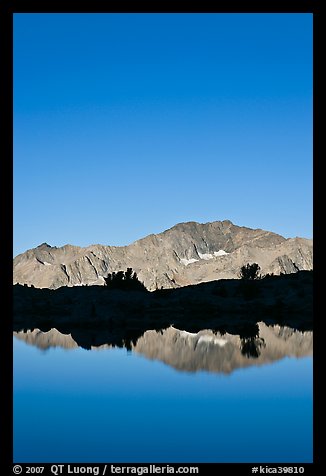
<box><xmin>13</xmin><ymin>324</ymin><xmax>313</xmax><ymax>463</ymax></box>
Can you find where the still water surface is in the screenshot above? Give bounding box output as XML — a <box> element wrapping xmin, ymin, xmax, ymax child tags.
<box><xmin>14</xmin><ymin>325</ymin><xmax>313</xmax><ymax>463</ymax></box>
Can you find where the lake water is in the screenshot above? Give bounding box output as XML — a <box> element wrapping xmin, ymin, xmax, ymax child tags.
<box><xmin>13</xmin><ymin>325</ymin><xmax>313</xmax><ymax>463</ymax></box>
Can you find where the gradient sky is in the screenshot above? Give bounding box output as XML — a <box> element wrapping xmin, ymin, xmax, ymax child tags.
<box><xmin>13</xmin><ymin>13</ymin><xmax>313</xmax><ymax>257</ymax></box>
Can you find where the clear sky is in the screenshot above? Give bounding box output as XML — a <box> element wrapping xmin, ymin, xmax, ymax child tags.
<box><xmin>13</xmin><ymin>13</ymin><xmax>313</xmax><ymax>257</ymax></box>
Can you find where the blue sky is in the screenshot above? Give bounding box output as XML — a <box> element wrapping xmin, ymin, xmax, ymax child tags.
<box><xmin>13</xmin><ymin>13</ymin><xmax>313</xmax><ymax>256</ymax></box>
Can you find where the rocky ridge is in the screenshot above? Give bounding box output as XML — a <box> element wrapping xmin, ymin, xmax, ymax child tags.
<box><xmin>13</xmin><ymin>220</ymin><xmax>313</xmax><ymax>290</ymax></box>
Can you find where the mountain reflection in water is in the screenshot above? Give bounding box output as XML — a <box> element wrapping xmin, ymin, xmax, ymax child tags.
<box><xmin>14</xmin><ymin>322</ymin><xmax>312</xmax><ymax>375</ymax></box>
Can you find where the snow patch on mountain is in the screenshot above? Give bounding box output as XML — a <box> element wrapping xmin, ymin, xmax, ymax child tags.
<box><xmin>198</xmin><ymin>252</ymin><xmax>214</xmax><ymax>260</ymax></box>
<box><xmin>179</xmin><ymin>329</ymin><xmax>198</xmax><ymax>338</ymax></box>
<box><xmin>180</xmin><ymin>258</ymin><xmax>199</xmax><ymax>266</ymax></box>
<box><xmin>179</xmin><ymin>249</ymin><xmax>236</xmax><ymax>265</ymax></box>
<box><xmin>214</xmin><ymin>250</ymin><xmax>228</xmax><ymax>256</ymax></box>
<box><xmin>198</xmin><ymin>335</ymin><xmax>228</xmax><ymax>346</ymax></box>
<box><xmin>198</xmin><ymin>250</ymin><xmax>229</xmax><ymax>260</ymax></box>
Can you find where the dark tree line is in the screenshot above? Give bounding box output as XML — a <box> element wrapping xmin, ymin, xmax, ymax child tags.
<box><xmin>104</xmin><ymin>267</ymin><xmax>147</xmax><ymax>291</ymax></box>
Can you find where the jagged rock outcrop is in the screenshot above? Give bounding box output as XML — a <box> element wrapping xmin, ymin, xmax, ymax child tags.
<box><xmin>13</xmin><ymin>220</ymin><xmax>313</xmax><ymax>290</ymax></box>
<box><xmin>13</xmin><ymin>323</ymin><xmax>313</xmax><ymax>375</ymax></box>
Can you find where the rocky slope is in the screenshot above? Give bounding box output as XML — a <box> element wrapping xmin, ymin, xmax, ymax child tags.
<box><xmin>14</xmin><ymin>323</ymin><xmax>313</xmax><ymax>375</ymax></box>
<box><xmin>13</xmin><ymin>220</ymin><xmax>313</xmax><ymax>290</ymax></box>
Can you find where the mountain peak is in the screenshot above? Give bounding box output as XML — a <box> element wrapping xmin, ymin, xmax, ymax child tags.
<box><xmin>221</xmin><ymin>219</ymin><xmax>233</xmax><ymax>225</ymax></box>
<box><xmin>13</xmin><ymin>220</ymin><xmax>313</xmax><ymax>290</ymax></box>
<box><xmin>36</xmin><ymin>243</ymin><xmax>52</xmax><ymax>249</ymax></box>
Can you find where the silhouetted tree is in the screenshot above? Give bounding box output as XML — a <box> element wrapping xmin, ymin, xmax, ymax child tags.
<box><xmin>125</xmin><ymin>267</ymin><xmax>133</xmax><ymax>281</ymax></box>
<box><xmin>238</xmin><ymin>322</ymin><xmax>259</xmax><ymax>340</ymax></box>
<box><xmin>241</xmin><ymin>337</ymin><xmax>266</xmax><ymax>358</ymax></box>
<box><xmin>104</xmin><ymin>268</ymin><xmax>147</xmax><ymax>291</ymax></box>
<box><xmin>116</xmin><ymin>271</ymin><xmax>125</xmax><ymax>282</ymax></box>
<box><xmin>239</xmin><ymin>263</ymin><xmax>261</xmax><ymax>280</ymax></box>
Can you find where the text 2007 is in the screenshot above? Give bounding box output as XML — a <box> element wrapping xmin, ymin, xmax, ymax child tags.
<box><xmin>26</xmin><ymin>468</ymin><xmax>45</xmax><ymax>473</ymax></box>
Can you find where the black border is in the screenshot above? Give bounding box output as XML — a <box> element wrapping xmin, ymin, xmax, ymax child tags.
<box><xmin>312</xmin><ymin>9</ymin><xmax>321</xmax><ymax>470</ymax></box>
<box><xmin>0</xmin><ymin>0</ymin><xmax>14</xmax><ymax>470</ymax></box>
<box><xmin>2</xmin><ymin>1</ymin><xmax>320</xmax><ymax>473</ymax></box>
<box><xmin>1</xmin><ymin>1</ymin><xmax>322</xmax><ymax>14</ymax></box>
